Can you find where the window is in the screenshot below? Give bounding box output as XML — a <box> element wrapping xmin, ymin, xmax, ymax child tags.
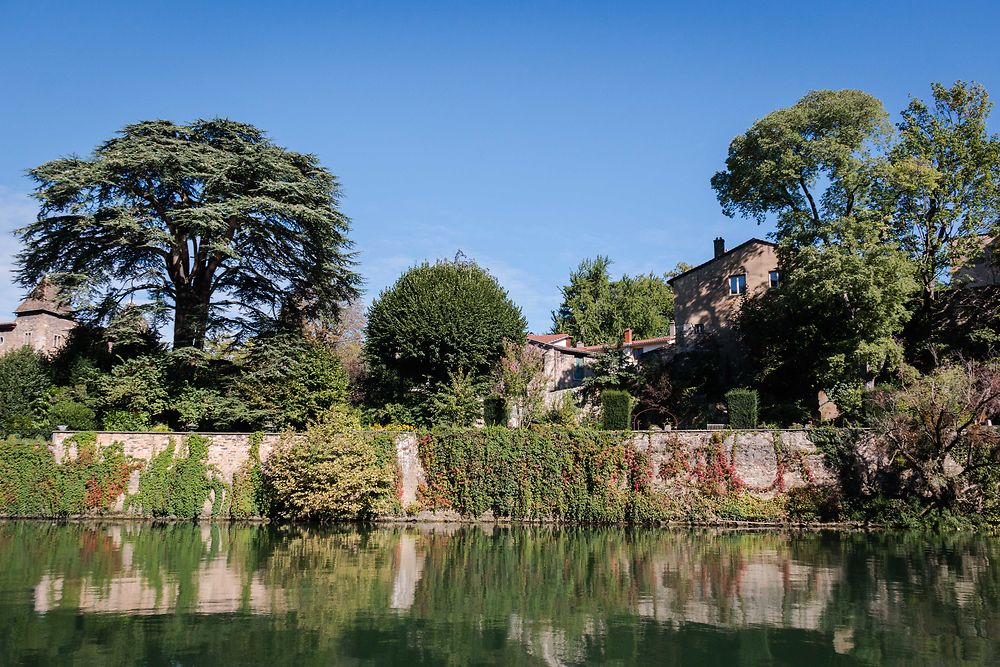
<box><xmin>694</xmin><ymin>323</ymin><xmax>704</xmax><ymax>334</ymax></box>
<box><xmin>573</xmin><ymin>357</ymin><xmax>585</xmax><ymax>381</ymax></box>
<box><xmin>729</xmin><ymin>274</ymin><xmax>747</xmax><ymax>295</ymax></box>
<box><xmin>769</xmin><ymin>270</ymin><xmax>781</xmax><ymax>288</ymax></box>
<box><xmin>24</xmin><ymin>332</ymin><xmax>31</xmax><ymax>339</ymax></box>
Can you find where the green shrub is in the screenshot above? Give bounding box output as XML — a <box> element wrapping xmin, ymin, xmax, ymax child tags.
<box><xmin>48</xmin><ymin>400</ymin><xmax>96</xmax><ymax>431</ymax></box>
<box><xmin>725</xmin><ymin>388</ymin><xmax>759</xmax><ymax>428</ymax></box>
<box><xmin>600</xmin><ymin>390</ymin><xmax>633</xmax><ymax>430</ymax></box>
<box><xmin>264</xmin><ymin>415</ymin><xmax>397</xmax><ymax>521</ymax></box>
<box><xmin>483</xmin><ymin>394</ymin><xmax>508</xmax><ymax>426</ymax></box>
<box><xmin>103</xmin><ymin>410</ymin><xmax>151</xmax><ymax>432</ymax></box>
<box><xmin>542</xmin><ymin>393</ymin><xmax>579</xmax><ymax>426</ymax></box>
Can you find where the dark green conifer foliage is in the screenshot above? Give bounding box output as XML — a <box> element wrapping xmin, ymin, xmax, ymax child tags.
<box><xmin>601</xmin><ymin>390</ymin><xmax>634</xmax><ymax>430</ymax></box>
<box><xmin>19</xmin><ymin>119</ymin><xmax>360</xmax><ymax>349</ymax></box>
<box><xmin>725</xmin><ymin>388</ymin><xmax>759</xmax><ymax>429</ymax></box>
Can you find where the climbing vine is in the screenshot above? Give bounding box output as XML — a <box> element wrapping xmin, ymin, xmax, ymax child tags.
<box><xmin>228</xmin><ymin>431</ymin><xmax>271</xmax><ymax>519</ymax></box>
<box><xmin>127</xmin><ymin>434</ymin><xmax>226</xmax><ymax>518</ymax></box>
<box><xmin>416</xmin><ymin>427</ymin><xmax>659</xmax><ymax>523</ymax></box>
<box><xmin>0</xmin><ymin>433</ymin><xmax>140</xmax><ymax>516</ymax></box>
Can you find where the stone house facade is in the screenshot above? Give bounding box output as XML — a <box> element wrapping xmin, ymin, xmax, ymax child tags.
<box><xmin>0</xmin><ymin>278</ymin><xmax>75</xmax><ymax>357</ymax></box>
<box><xmin>526</xmin><ymin>329</ymin><xmax>676</xmax><ymax>408</ymax></box>
<box><xmin>668</xmin><ymin>237</ymin><xmax>779</xmax><ymax>352</ymax></box>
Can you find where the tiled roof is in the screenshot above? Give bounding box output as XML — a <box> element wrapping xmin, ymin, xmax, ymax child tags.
<box><xmin>527</xmin><ymin>333</ymin><xmax>571</xmax><ymax>345</ymax></box>
<box><xmin>14</xmin><ymin>277</ymin><xmax>71</xmax><ymax>317</ymax></box>
<box><xmin>579</xmin><ymin>336</ymin><xmax>674</xmax><ymax>352</ymax></box>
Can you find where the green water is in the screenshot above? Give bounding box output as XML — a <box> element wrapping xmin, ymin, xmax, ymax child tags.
<box><xmin>1</xmin><ymin>523</ymin><xmax>999</xmax><ymax>665</ymax></box>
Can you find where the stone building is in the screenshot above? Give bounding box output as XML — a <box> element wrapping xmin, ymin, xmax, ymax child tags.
<box><xmin>0</xmin><ymin>277</ymin><xmax>75</xmax><ymax>356</ymax></box>
<box><xmin>668</xmin><ymin>237</ymin><xmax>779</xmax><ymax>351</ymax></box>
<box><xmin>526</xmin><ymin>329</ymin><xmax>676</xmax><ymax>408</ymax></box>
<box><xmin>526</xmin><ymin>334</ymin><xmax>594</xmax><ymax>407</ymax></box>
<box><xmin>952</xmin><ymin>236</ymin><xmax>999</xmax><ymax>287</ymax></box>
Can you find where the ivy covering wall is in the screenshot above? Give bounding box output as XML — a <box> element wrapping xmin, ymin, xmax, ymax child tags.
<box><xmin>1</xmin><ymin>427</ymin><xmax>855</xmax><ymax>524</ymax></box>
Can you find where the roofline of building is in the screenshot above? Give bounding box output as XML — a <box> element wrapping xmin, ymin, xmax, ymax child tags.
<box><xmin>13</xmin><ymin>308</ymin><xmax>75</xmax><ymax>320</ymax></box>
<box><xmin>667</xmin><ymin>238</ymin><xmax>777</xmax><ymax>285</ymax></box>
<box><xmin>579</xmin><ymin>336</ymin><xmax>675</xmax><ymax>352</ymax></box>
<box><xmin>526</xmin><ymin>337</ymin><xmax>595</xmax><ymax>357</ymax></box>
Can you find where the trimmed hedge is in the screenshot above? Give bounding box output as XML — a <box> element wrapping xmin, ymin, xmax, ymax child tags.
<box><xmin>601</xmin><ymin>390</ymin><xmax>634</xmax><ymax>430</ymax></box>
<box><xmin>725</xmin><ymin>388</ymin><xmax>759</xmax><ymax>429</ymax></box>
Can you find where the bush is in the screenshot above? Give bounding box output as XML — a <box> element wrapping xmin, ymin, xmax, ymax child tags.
<box><xmin>103</xmin><ymin>410</ymin><xmax>151</xmax><ymax>432</ymax></box>
<box><xmin>48</xmin><ymin>400</ymin><xmax>96</xmax><ymax>431</ymax></box>
<box><xmin>265</xmin><ymin>415</ymin><xmax>397</xmax><ymax>521</ymax></box>
<box><xmin>483</xmin><ymin>394</ymin><xmax>508</xmax><ymax>426</ymax></box>
<box><xmin>542</xmin><ymin>393</ymin><xmax>580</xmax><ymax>426</ymax></box>
<box><xmin>364</xmin><ymin>258</ymin><xmax>526</xmax><ymax>418</ymax></box>
<box><xmin>725</xmin><ymin>388</ymin><xmax>759</xmax><ymax>428</ymax></box>
<box><xmin>601</xmin><ymin>390</ymin><xmax>633</xmax><ymax>430</ymax></box>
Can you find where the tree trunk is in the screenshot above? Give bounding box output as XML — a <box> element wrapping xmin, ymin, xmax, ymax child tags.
<box><xmin>172</xmin><ymin>288</ymin><xmax>209</xmax><ymax>350</ymax></box>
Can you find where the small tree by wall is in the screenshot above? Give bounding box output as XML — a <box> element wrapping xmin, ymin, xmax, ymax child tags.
<box><xmin>726</xmin><ymin>388</ymin><xmax>759</xmax><ymax>428</ymax></box>
<box><xmin>601</xmin><ymin>390</ymin><xmax>634</xmax><ymax>430</ymax></box>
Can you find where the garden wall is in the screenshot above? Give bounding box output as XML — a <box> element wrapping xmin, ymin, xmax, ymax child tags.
<box><xmin>49</xmin><ymin>429</ymin><xmax>836</xmax><ymax>518</ymax></box>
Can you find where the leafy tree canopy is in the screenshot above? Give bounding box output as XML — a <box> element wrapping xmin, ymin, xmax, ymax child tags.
<box><xmin>18</xmin><ymin>118</ymin><xmax>360</xmax><ymax>350</ymax></box>
<box><xmin>551</xmin><ymin>256</ymin><xmax>673</xmax><ymax>344</ymax></box>
<box><xmin>365</xmin><ymin>258</ymin><xmax>527</xmax><ymax>402</ymax></box>
<box><xmin>885</xmin><ymin>82</ymin><xmax>1000</xmax><ymax>300</ymax></box>
<box><xmin>738</xmin><ymin>229</ymin><xmax>917</xmax><ymax>415</ymax></box>
<box><xmin>712</xmin><ymin>89</ymin><xmax>889</xmax><ymax>245</ymax></box>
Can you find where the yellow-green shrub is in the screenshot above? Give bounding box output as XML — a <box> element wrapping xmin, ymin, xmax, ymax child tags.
<box><xmin>265</xmin><ymin>418</ymin><xmax>397</xmax><ymax>521</ymax></box>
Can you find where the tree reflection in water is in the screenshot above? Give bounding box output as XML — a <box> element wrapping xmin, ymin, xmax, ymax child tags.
<box><xmin>1</xmin><ymin>522</ymin><xmax>999</xmax><ymax>665</ymax></box>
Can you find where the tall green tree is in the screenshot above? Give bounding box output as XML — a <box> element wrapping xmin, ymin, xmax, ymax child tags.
<box><xmin>18</xmin><ymin>118</ymin><xmax>360</xmax><ymax>349</ymax></box>
<box><xmin>737</xmin><ymin>229</ymin><xmax>917</xmax><ymax>416</ymax></box>
<box><xmin>883</xmin><ymin>81</ymin><xmax>1000</xmax><ymax>306</ymax></box>
<box><xmin>364</xmin><ymin>258</ymin><xmax>526</xmax><ymax>412</ymax></box>
<box><xmin>0</xmin><ymin>347</ymin><xmax>51</xmax><ymax>435</ymax></box>
<box><xmin>712</xmin><ymin>89</ymin><xmax>890</xmax><ymax>245</ymax></box>
<box><xmin>551</xmin><ymin>256</ymin><xmax>673</xmax><ymax>344</ymax></box>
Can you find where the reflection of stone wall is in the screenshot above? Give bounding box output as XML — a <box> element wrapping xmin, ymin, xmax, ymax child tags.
<box><xmin>50</xmin><ymin>429</ymin><xmax>838</xmax><ymax>517</ymax></box>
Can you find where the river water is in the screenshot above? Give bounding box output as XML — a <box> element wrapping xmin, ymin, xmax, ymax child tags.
<box><xmin>1</xmin><ymin>522</ymin><xmax>998</xmax><ymax>665</ymax></box>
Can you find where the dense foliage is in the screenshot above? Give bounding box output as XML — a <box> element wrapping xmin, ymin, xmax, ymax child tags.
<box><xmin>364</xmin><ymin>258</ymin><xmax>526</xmax><ymax>424</ymax></box>
<box><xmin>265</xmin><ymin>415</ymin><xmax>397</xmax><ymax>521</ymax></box>
<box><xmin>417</xmin><ymin>428</ymin><xmax>658</xmax><ymax>522</ymax></box>
<box><xmin>713</xmin><ymin>81</ymin><xmax>1000</xmax><ymax>422</ymax></box>
<box><xmin>19</xmin><ymin>118</ymin><xmax>360</xmax><ymax>349</ymax></box>
<box><xmin>0</xmin><ymin>433</ymin><xmax>135</xmax><ymax>516</ymax></box>
<box><xmin>551</xmin><ymin>256</ymin><xmax>674</xmax><ymax>344</ymax></box>
<box><xmin>725</xmin><ymin>388</ymin><xmax>759</xmax><ymax>428</ymax></box>
<box><xmin>600</xmin><ymin>390</ymin><xmax>634</xmax><ymax>430</ymax></box>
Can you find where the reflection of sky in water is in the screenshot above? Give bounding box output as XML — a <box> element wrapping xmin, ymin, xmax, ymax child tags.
<box><xmin>6</xmin><ymin>523</ymin><xmax>1000</xmax><ymax>665</ymax></box>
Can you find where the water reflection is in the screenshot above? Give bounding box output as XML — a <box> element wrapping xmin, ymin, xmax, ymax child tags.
<box><xmin>2</xmin><ymin>522</ymin><xmax>1000</xmax><ymax>665</ymax></box>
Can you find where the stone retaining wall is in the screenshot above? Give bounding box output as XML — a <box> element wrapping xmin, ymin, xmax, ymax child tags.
<box><xmin>50</xmin><ymin>429</ymin><xmax>836</xmax><ymax>516</ymax></box>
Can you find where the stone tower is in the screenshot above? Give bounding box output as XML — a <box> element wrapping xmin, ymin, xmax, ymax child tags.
<box><xmin>0</xmin><ymin>277</ymin><xmax>76</xmax><ymax>356</ymax></box>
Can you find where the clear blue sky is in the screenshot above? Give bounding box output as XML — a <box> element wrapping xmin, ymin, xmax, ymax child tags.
<box><xmin>2</xmin><ymin>0</ymin><xmax>999</xmax><ymax>333</ymax></box>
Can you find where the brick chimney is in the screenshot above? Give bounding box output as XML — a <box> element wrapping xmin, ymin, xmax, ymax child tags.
<box><xmin>623</xmin><ymin>328</ymin><xmax>633</xmax><ymax>345</ymax></box>
<box><xmin>714</xmin><ymin>237</ymin><xmax>726</xmax><ymax>258</ymax></box>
